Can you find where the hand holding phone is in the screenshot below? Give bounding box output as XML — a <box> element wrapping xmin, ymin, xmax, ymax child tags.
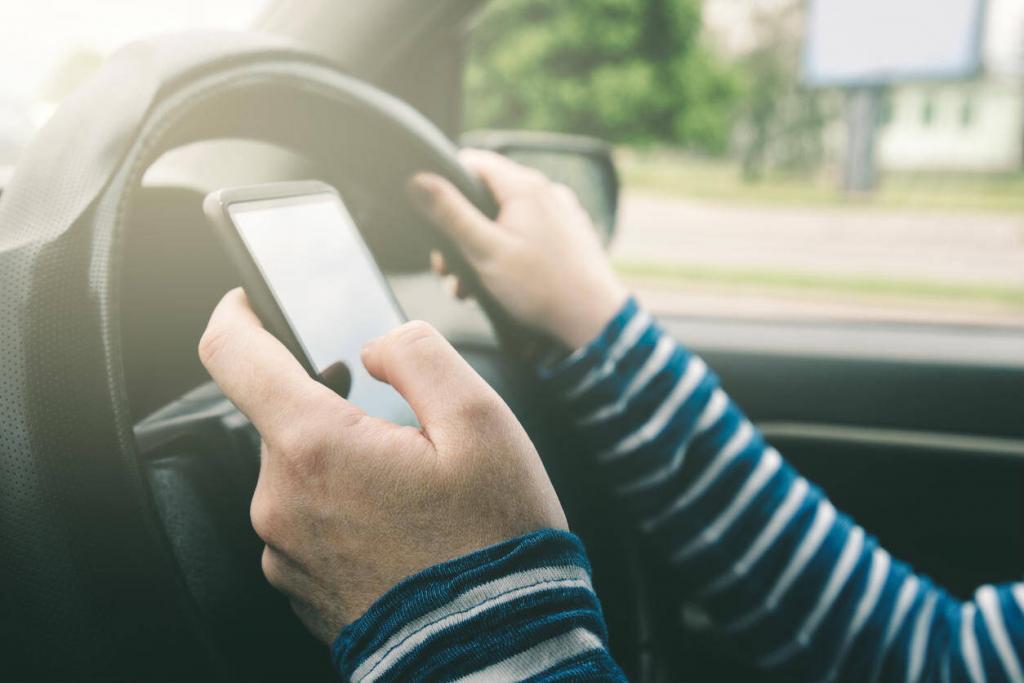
<box><xmin>204</xmin><ymin>181</ymin><xmax>415</xmax><ymax>424</ymax></box>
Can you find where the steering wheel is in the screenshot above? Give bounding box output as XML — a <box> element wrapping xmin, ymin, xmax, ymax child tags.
<box><xmin>0</xmin><ymin>32</ymin><xmax>650</xmax><ymax>680</ymax></box>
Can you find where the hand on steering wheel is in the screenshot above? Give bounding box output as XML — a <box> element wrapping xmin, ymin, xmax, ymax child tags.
<box><xmin>412</xmin><ymin>149</ymin><xmax>628</xmax><ymax>350</ymax></box>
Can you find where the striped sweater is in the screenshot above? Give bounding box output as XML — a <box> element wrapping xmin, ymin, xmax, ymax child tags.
<box><xmin>332</xmin><ymin>298</ymin><xmax>1024</xmax><ymax>682</ymax></box>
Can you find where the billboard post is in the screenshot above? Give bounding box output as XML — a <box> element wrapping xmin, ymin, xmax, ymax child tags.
<box><xmin>843</xmin><ymin>87</ymin><xmax>883</xmax><ymax>194</ymax></box>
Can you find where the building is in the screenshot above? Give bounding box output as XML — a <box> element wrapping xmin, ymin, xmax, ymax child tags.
<box><xmin>877</xmin><ymin>0</ymin><xmax>1024</xmax><ymax>172</ymax></box>
<box><xmin>703</xmin><ymin>0</ymin><xmax>1024</xmax><ymax>173</ymax></box>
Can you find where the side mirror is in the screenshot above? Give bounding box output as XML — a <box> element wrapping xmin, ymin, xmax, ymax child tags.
<box><xmin>461</xmin><ymin>130</ymin><xmax>620</xmax><ymax>244</ymax></box>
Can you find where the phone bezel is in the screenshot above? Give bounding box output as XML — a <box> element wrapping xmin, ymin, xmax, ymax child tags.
<box><xmin>203</xmin><ymin>180</ymin><xmax>407</xmax><ymax>389</ymax></box>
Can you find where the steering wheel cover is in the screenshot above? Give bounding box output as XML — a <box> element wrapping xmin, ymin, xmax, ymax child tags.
<box><xmin>0</xmin><ymin>31</ymin><xmax>641</xmax><ymax>679</ymax></box>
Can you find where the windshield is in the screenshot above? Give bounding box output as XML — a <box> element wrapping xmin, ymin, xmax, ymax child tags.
<box><xmin>0</xmin><ymin>0</ymin><xmax>268</xmax><ymax>172</ymax></box>
<box><xmin>467</xmin><ymin>0</ymin><xmax>1024</xmax><ymax>329</ymax></box>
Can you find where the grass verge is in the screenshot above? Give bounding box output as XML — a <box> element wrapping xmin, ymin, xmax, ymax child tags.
<box><xmin>613</xmin><ymin>260</ymin><xmax>1024</xmax><ymax>310</ymax></box>
<box><xmin>617</xmin><ymin>150</ymin><xmax>1024</xmax><ymax>214</ymax></box>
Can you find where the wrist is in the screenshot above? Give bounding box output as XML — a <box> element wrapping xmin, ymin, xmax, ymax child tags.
<box><xmin>332</xmin><ymin>529</ymin><xmax>607</xmax><ymax>681</ymax></box>
<box><xmin>549</xmin><ymin>279</ymin><xmax>629</xmax><ymax>351</ymax></box>
<box><xmin>536</xmin><ymin>296</ymin><xmax>643</xmax><ymax>393</ymax></box>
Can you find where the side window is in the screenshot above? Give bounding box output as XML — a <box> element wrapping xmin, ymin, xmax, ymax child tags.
<box><xmin>465</xmin><ymin>0</ymin><xmax>1024</xmax><ymax>331</ymax></box>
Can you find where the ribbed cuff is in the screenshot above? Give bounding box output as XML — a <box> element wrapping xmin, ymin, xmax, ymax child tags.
<box><xmin>332</xmin><ymin>529</ymin><xmax>610</xmax><ymax>682</ymax></box>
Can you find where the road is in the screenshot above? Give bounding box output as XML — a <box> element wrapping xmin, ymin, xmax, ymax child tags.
<box><xmin>611</xmin><ymin>192</ymin><xmax>1024</xmax><ymax>327</ymax></box>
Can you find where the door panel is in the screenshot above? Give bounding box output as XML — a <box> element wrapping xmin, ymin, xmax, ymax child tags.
<box><xmin>669</xmin><ymin>316</ymin><xmax>1024</xmax><ymax>590</ymax></box>
<box><xmin>651</xmin><ymin>316</ymin><xmax>1024</xmax><ymax>680</ymax></box>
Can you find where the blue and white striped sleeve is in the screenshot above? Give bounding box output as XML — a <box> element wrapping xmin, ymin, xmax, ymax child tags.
<box><xmin>331</xmin><ymin>529</ymin><xmax>626</xmax><ymax>682</ymax></box>
<box><xmin>540</xmin><ymin>296</ymin><xmax>1024</xmax><ymax>682</ymax></box>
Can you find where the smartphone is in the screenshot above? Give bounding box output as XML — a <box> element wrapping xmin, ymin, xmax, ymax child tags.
<box><xmin>204</xmin><ymin>180</ymin><xmax>415</xmax><ymax>425</ymax></box>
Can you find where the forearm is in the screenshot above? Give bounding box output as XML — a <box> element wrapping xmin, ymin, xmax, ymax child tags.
<box><xmin>332</xmin><ymin>529</ymin><xmax>625</xmax><ymax>682</ymax></box>
<box><xmin>540</xmin><ymin>297</ymin><xmax>1024</xmax><ymax>681</ymax></box>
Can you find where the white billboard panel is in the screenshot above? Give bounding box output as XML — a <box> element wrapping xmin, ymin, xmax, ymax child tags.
<box><xmin>803</xmin><ymin>0</ymin><xmax>986</xmax><ymax>87</ymax></box>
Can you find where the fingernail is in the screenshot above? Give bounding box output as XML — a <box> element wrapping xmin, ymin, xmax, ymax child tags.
<box><xmin>362</xmin><ymin>336</ymin><xmax>382</xmax><ymax>355</ymax></box>
<box><xmin>430</xmin><ymin>249</ymin><xmax>445</xmax><ymax>274</ymax></box>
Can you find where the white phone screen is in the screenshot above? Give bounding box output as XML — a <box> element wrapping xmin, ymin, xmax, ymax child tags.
<box><xmin>229</xmin><ymin>193</ymin><xmax>415</xmax><ymax>424</ymax></box>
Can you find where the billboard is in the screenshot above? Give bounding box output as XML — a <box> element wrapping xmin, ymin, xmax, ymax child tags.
<box><xmin>803</xmin><ymin>0</ymin><xmax>986</xmax><ymax>87</ymax></box>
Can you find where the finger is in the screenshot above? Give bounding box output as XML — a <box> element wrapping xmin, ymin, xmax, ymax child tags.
<box><xmin>361</xmin><ymin>321</ymin><xmax>498</xmax><ymax>431</ymax></box>
<box><xmin>458</xmin><ymin>148</ymin><xmax>550</xmax><ymax>203</ymax></box>
<box><xmin>429</xmin><ymin>249</ymin><xmax>450</xmax><ymax>276</ymax></box>
<box><xmin>198</xmin><ymin>288</ymin><xmax>343</xmax><ymax>435</ymax></box>
<box><xmin>442</xmin><ymin>274</ymin><xmax>473</xmax><ymax>301</ymax></box>
<box><xmin>453</xmin><ymin>276</ymin><xmax>472</xmax><ymax>301</ymax></box>
<box><xmin>433</xmin><ymin>250</ymin><xmax>473</xmax><ymax>299</ymax></box>
<box><xmin>552</xmin><ymin>182</ymin><xmax>582</xmax><ymax>208</ymax></box>
<box><xmin>409</xmin><ymin>173</ymin><xmax>508</xmax><ymax>261</ymax></box>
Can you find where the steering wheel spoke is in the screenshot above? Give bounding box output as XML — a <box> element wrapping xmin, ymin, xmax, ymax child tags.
<box><xmin>134</xmin><ymin>381</ymin><xmax>259</xmax><ymax>476</ymax></box>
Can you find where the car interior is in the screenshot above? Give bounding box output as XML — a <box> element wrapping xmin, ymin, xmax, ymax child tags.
<box><xmin>0</xmin><ymin>1</ymin><xmax>1022</xmax><ymax>681</ymax></box>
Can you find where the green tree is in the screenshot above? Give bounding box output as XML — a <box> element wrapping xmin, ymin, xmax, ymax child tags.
<box><xmin>735</xmin><ymin>2</ymin><xmax>832</xmax><ymax>181</ymax></box>
<box><xmin>465</xmin><ymin>0</ymin><xmax>742</xmax><ymax>154</ymax></box>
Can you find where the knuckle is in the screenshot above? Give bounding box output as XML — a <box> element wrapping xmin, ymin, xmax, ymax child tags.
<box><xmin>334</xmin><ymin>406</ymin><xmax>366</xmax><ymax>433</ymax></box>
<box><xmin>273</xmin><ymin>418</ymin><xmax>338</xmax><ymax>479</ymax></box>
<box><xmin>250</xmin><ymin>495</ymin><xmax>283</xmax><ymax>545</ymax></box>
<box><xmin>505</xmin><ymin>237</ymin><xmax>531</xmax><ymax>261</ymax></box>
<box><xmin>539</xmin><ymin>181</ymin><xmax>565</xmax><ymax>203</ymax></box>
<box><xmin>396</xmin><ymin>319</ymin><xmax>438</xmax><ymax>344</ymax></box>
<box><xmin>389</xmin><ymin>320</ymin><xmax>446</xmax><ymax>358</ymax></box>
<box><xmin>523</xmin><ymin>168</ymin><xmax>548</xmax><ymax>187</ymax></box>
<box><xmin>260</xmin><ymin>547</ymin><xmax>286</xmax><ymax>589</ymax></box>
<box><xmin>265</xmin><ymin>405</ymin><xmax>353</xmax><ymax>475</ymax></box>
<box><xmin>553</xmin><ymin>183</ymin><xmax>579</xmax><ymax>204</ymax></box>
<box><xmin>266</xmin><ymin>422</ymin><xmax>314</xmax><ymax>460</ymax></box>
<box><xmin>456</xmin><ymin>389</ymin><xmax>501</xmax><ymax>425</ymax></box>
<box><xmin>433</xmin><ymin>193</ymin><xmax>460</xmax><ymax>223</ymax></box>
<box><xmin>197</xmin><ymin>327</ymin><xmax>228</xmax><ymax>368</ymax></box>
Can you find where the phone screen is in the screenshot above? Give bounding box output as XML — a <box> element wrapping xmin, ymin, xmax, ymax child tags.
<box><xmin>228</xmin><ymin>192</ymin><xmax>415</xmax><ymax>425</ymax></box>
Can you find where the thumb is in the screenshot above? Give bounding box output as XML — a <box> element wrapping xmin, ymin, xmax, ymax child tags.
<box><xmin>361</xmin><ymin>321</ymin><xmax>500</xmax><ymax>431</ymax></box>
<box><xmin>408</xmin><ymin>173</ymin><xmax>509</xmax><ymax>262</ymax></box>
